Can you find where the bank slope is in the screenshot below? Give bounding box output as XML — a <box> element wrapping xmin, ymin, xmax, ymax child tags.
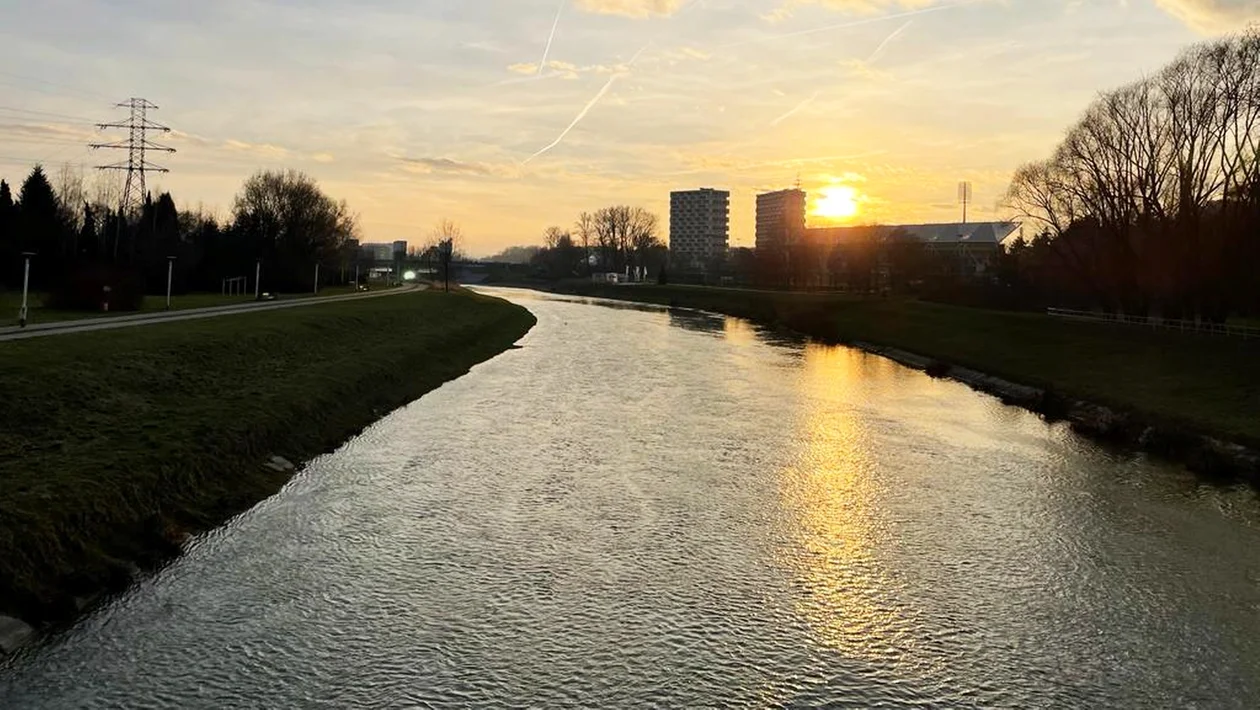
<box><xmin>0</xmin><ymin>289</ymin><xmax>535</xmax><ymax>626</ymax></box>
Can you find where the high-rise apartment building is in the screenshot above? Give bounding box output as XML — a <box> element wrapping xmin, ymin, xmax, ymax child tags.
<box><xmin>755</xmin><ymin>189</ymin><xmax>807</xmax><ymax>252</ymax></box>
<box><xmin>670</xmin><ymin>188</ymin><xmax>730</xmax><ymax>269</ymax></box>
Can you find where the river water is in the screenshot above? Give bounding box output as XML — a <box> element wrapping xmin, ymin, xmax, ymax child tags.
<box><xmin>3</xmin><ymin>287</ymin><xmax>1259</xmax><ymax>708</ymax></box>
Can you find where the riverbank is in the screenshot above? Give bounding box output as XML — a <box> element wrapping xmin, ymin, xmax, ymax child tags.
<box><xmin>0</xmin><ymin>289</ymin><xmax>535</xmax><ymax>637</ymax></box>
<box><xmin>532</xmin><ymin>281</ymin><xmax>1260</xmax><ymax>482</ymax></box>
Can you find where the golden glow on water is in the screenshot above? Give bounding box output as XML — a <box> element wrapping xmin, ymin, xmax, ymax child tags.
<box><xmin>778</xmin><ymin>345</ymin><xmax>912</xmax><ymax>662</ymax></box>
<box><xmin>722</xmin><ymin>317</ymin><xmax>759</xmax><ymax>348</ymax></box>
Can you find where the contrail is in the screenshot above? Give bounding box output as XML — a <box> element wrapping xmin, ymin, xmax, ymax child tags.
<box><xmin>771</xmin><ymin>90</ymin><xmax>819</xmax><ymax>126</ymax></box>
<box><xmin>866</xmin><ymin>18</ymin><xmax>914</xmax><ymax>64</ymax></box>
<box><xmin>523</xmin><ymin>75</ymin><xmax>621</xmax><ymax>164</ymax></box>
<box><xmin>768</xmin><ymin>19</ymin><xmax>911</xmax><ymax>128</ymax></box>
<box><xmin>718</xmin><ymin>1</ymin><xmax>971</xmax><ymax>49</ymax></box>
<box><xmin>538</xmin><ymin>0</ymin><xmax>566</xmax><ymax>75</ymax></box>
<box><xmin>523</xmin><ymin>43</ymin><xmax>651</xmax><ymax>164</ymax></box>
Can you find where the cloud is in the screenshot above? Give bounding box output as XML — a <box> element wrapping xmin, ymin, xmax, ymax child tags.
<box><xmin>1153</xmin><ymin>0</ymin><xmax>1260</xmax><ymax>33</ymax></box>
<box><xmin>574</xmin><ymin>0</ymin><xmax>688</xmax><ymax>18</ymax></box>
<box><xmin>223</xmin><ymin>139</ymin><xmax>289</xmax><ymax>159</ymax></box>
<box><xmin>765</xmin><ymin>0</ymin><xmax>943</xmax><ymax>22</ymax></box>
<box><xmin>0</xmin><ymin>122</ymin><xmax>96</xmax><ymax>142</ymax></box>
<box><xmin>397</xmin><ymin>156</ymin><xmax>513</xmax><ymax>177</ymax></box>
<box><xmin>505</xmin><ymin>59</ymin><xmax>629</xmax><ymax>80</ymax></box>
<box><xmin>169</xmin><ymin>130</ymin><xmax>214</xmax><ymax>147</ymax></box>
<box><xmin>838</xmin><ymin>57</ymin><xmax>894</xmax><ymax>80</ymax></box>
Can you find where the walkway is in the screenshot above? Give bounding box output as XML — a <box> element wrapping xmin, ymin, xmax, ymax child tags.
<box><xmin>0</xmin><ymin>285</ymin><xmax>425</xmax><ymax>343</ymax></box>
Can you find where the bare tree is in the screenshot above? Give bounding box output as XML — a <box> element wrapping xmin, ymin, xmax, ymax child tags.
<box><xmin>574</xmin><ymin>211</ymin><xmax>595</xmax><ymax>275</ymax></box>
<box><xmin>427</xmin><ymin>218</ymin><xmax>464</xmax><ymax>291</ymax></box>
<box><xmin>54</xmin><ymin>163</ymin><xmax>86</xmax><ymax>232</ymax></box>
<box><xmin>587</xmin><ymin>205</ymin><xmax>659</xmax><ymax>276</ymax></box>
<box><xmin>543</xmin><ymin>225</ymin><xmax>568</xmax><ymax>250</ymax></box>
<box><xmin>1005</xmin><ymin>28</ymin><xmax>1260</xmax><ymax>319</ymax></box>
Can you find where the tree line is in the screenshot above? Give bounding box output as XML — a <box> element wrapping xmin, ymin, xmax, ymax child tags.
<box><xmin>1007</xmin><ymin>29</ymin><xmax>1260</xmax><ymax>321</ymax></box>
<box><xmin>0</xmin><ymin>165</ymin><xmax>359</xmax><ymax>310</ymax></box>
<box><xmin>514</xmin><ymin>205</ymin><xmax>667</xmax><ymax>280</ymax></box>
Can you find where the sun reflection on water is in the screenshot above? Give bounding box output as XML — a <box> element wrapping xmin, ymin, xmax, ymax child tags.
<box><xmin>777</xmin><ymin>344</ymin><xmax>917</xmax><ymax>665</ymax></box>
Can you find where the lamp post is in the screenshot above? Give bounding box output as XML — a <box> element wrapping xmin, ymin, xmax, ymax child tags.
<box><xmin>18</xmin><ymin>251</ymin><xmax>34</xmax><ymax>328</ymax></box>
<box><xmin>254</xmin><ymin>258</ymin><xmax>262</xmax><ymax>301</ymax></box>
<box><xmin>165</xmin><ymin>256</ymin><xmax>177</xmax><ymax>311</ymax></box>
<box><xmin>314</xmin><ymin>263</ymin><xmax>320</xmax><ymax>295</ymax></box>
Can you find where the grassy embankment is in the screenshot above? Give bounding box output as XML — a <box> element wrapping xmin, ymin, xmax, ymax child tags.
<box><xmin>549</xmin><ymin>281</ymin><xmax>1260</xmax><ymax>449</ymax></box>
<box><xmin>0</xmin><ymin>289</ymin><xmax>534</xmax><ymax>625</ymax></box>
<box><xmin>0</xmin><ymin>286</ymin><xmax>362</xmax><ymax>327</ymax></box>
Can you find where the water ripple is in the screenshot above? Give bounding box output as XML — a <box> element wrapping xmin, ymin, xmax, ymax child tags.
<box><xmin>2</xmin><ymin>287</ymin><xmax>1259</xmax><ymax>708</ymax></box>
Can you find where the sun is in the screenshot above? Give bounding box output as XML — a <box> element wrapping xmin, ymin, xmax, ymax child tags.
<box><xmin>813</xmin><ymin>186</ymin><xmax>861</xmax><ymax>221</ymax></box>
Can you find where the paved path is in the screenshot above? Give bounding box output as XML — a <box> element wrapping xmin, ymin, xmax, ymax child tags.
<box><xmin>0</xmin><ymin>285</ymin><xmax>425</xmax><ymax>343</ymax></box>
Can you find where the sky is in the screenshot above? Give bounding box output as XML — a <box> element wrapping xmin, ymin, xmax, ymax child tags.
<box><xmin>0</xmin><ymin>0</ymin><xmax>1257</xmax><ymax>255</ymax></box>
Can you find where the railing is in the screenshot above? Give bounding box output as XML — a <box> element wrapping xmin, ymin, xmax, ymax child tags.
<box><xmin>1046</xmin><ymin>308</ymin><xmax>1260</xmax><ymax>339</ymax></box>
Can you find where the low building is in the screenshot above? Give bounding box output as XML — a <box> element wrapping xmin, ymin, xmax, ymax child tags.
<box><xmin>807</xmin><ymin>222</ymin><xmax>1018</xmax><ymax>279</ymax></box>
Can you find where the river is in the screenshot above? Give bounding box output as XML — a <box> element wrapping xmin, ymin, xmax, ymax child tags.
<box><xmin>3</xmin><ymin>287</ymin><xmax>1259</xmax><ymax>708</ymax></box>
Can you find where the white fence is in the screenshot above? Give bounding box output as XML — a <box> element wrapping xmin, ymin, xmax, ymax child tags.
<box><xmin>1046</xmin><ymin>308</ymin><xmax>1260</xmax><ymax>339</ymax></box>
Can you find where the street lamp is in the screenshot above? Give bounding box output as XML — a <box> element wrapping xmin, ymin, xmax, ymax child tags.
<box><xmin>17</xmin><ymin>251</ymin><xmax>34</xmax><ymax>328</ymax></box>
<box><xmin>254</xmin><ymin>258</ymin><xmax>262</xmax><ymax>301</ymax></box>
<box><xmin>165</xmin><ymin>256</ymin><xmax>177</xmax><ymax>311</ymax></box>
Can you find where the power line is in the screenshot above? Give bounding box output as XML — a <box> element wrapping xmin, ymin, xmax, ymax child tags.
<box><xmin>0</xmin><ymin>105</ymin><xmax>98</xmax><ymax>124</ymax></box>
<box><xmin>91</xmin><ymin>98</ymin><xmax>175</xmax><ymax>218</ymax></box>
<box><xmin>0</xmin><ymin>135</ymin><xmax>87</xmax><ymax>147</ymax></box>
<box><xmin>0</xmin><ymin>70</ymin><xmax>115</xmax><ymax>102</ymax></box>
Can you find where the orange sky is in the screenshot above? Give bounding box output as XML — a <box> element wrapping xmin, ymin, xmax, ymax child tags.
<box><xmin>0</xmin><ymin>0</ymin><xmax>1249</xmax><ymax>255</ymax></box>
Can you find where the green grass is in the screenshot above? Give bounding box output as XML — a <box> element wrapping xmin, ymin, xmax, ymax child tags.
<box><xmin>0</xmin><ymin>286</ymin><xmax>376</xmax><ymax>327</ymax></box>
<box><xmin>0</xmin><ymin>289</ymin><xmax>534</xmax><ymax>624</ymax></box>
<box><xmin>553</xmin><ymin>281</ymin><xmax>1260</xmax><ymax>447</ymax></box>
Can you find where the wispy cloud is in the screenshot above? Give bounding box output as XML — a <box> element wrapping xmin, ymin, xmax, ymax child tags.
<box><xmin>1153</xmin><ymin>0</ymin><xmax>1260</xmax><ymax>33</ymax></box>
<box><xmin>721</xmin><ymin>1</ymin><xmax>973</xmax><ymax>48</ymax></box>
<box><xmin>574</xmin><ymin>0</ymin><xmax>689</xmax><ymax>18</ymax></box>
<box><xmin>398</xmin><ymin>156</ymin><xmax>503</xmax><ymax>176</ymax></box>
<box><xmin>223</xmin><ymin>139</ymin><xmax>289</xmax><ymax>160</ymax></box>
<box><xmin>668</xmin><ymin>150</ymin><xmax>890</xmax><ymax>176</ymax></box>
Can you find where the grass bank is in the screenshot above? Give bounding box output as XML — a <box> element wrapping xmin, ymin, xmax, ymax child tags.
<box><xmin>0</xmin><ymin>289</ymin><xmax>534</xmax><ymax>626</ymax></box>
<box><xmin>547</xmin><ymin>281</ymin><xmax>1260</xmax><ymax>453</ymax></box>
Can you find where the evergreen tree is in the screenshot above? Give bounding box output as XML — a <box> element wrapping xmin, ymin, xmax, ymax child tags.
<box><xmin>0</xmin><ymin>180</ymin><xmax>15</xmax><ymax>287</ymax></box>
<box><xmin>79</xmin><ymin>202</ymin><xmax>98</xmax><ymax>260</ymax></box>
<box><xmin>16</xmin><ymin>166</ymin><xmax>66</xmax><ymax>286</ymax></box>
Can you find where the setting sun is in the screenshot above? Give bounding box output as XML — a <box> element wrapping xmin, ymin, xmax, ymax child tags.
<box><xmin>813</xmin><ymin>186</ymin><xmax>862</xmax><ymax>221</ymax></box>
